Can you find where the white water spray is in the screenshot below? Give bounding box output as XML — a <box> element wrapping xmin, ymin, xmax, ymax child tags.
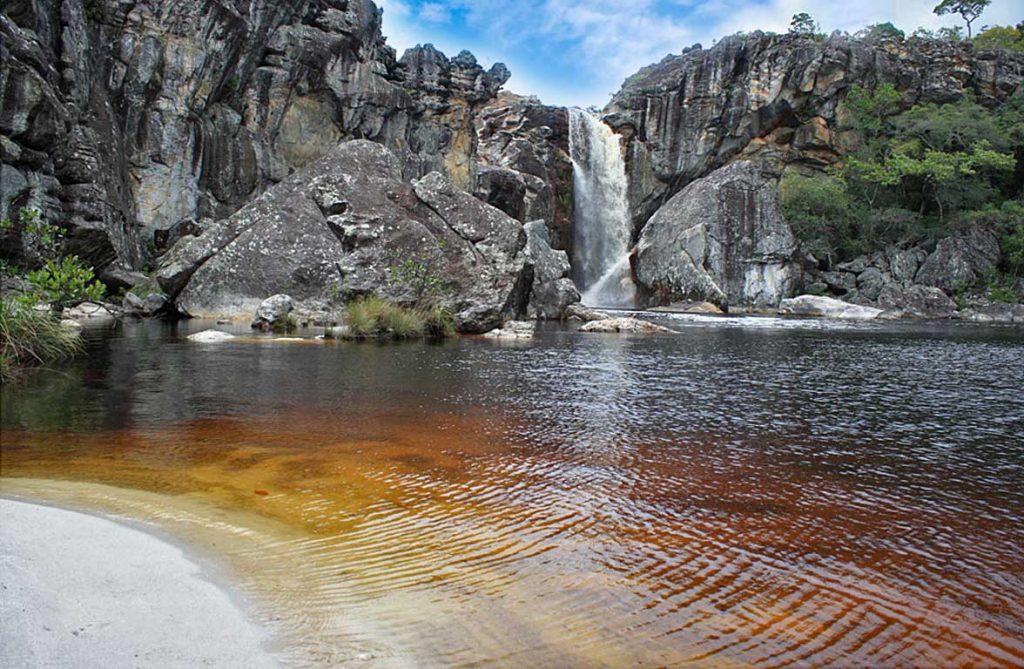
<box><xmin>568</xmin><ymin>109</ymin><xmax>637</xmax><ymax>308</ymax></box>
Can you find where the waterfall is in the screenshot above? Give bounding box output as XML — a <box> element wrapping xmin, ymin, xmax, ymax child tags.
<box><xmin>568</xmin><ymin>108</ymin><xmax>637</xmax><ymax>308</ymax></box>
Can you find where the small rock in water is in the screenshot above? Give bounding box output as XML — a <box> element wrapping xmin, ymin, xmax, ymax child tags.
<box><xmin>63</xmin><ymin>302</ymin><xmax>115</xmax><ymax>321</ymax></box>
<box><xmin>651</xmin><ymin>301</ymin><xmax>723</xmax><ymax>315</ymax></box>
<box><xmin>187</xmin><ymin>329</ymin><xmax>235</xmax><ymax>343</ymax></box>
<box><xmin>483</xmin><ymin>321</ymin><xmax>536</xmax><ymax>339</ymax></box>
<box><xmin>251</xmin><ymin>294</ymin><xmax>294</xmax><ymax>331</ymax></box>
<box><xmin>579</xmin><ymin>317</ymin><xmax>674</xmax><ymax>334</ymax></box>
<box><xmin>60</xmin><ymin>319</ymin><xmax>83</xmax><ymax>330</ymax></box>
<box><xmin>778</xmin><ymin>295</ymin><xmax>881</xmax><ymax>320</ymax></box>
<box><xmin>564</xmin><ymin>303</ymin><xmax>609</xmax><ymax>322</ymax></box>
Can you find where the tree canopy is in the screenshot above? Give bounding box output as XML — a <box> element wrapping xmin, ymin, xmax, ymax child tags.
<box><xmin>933</xmin><ymin>0</ymin><xmax>991</xmax><ymax>38</ymax></box>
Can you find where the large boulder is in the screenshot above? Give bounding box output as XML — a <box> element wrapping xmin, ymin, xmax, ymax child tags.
<box><xmin>877</xmin><ymin>285</ymin><xmax>957</xmax><ymax>319</ymax></box>
<box><xmin>522</xmin><ymin>221</ymin><xmax>580</xmax><ymax>319</ymax></box>
<box><xmin>160</xmin><ymin>141</ymin><xmax>532</xmax><ymax>334</ymax></box>
<box><xmin>634</xmin><ymin>161</ymin><xmax>800</xmax><ymax>309</ymax></box>
<box><xmin>915</xmin><ymin>228</ymin><xmax>1001</xmax><ymax>293</ymax></box>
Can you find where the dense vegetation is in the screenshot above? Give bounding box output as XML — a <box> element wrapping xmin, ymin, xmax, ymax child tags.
<box><xmin>780</xmin><ymin>84</ymin><xmax>1024</xmax><ymax>295</ymax></box>
<box><xmin>0</xmin><ymin>208</ymin><xmax>105</xmax><ymax>381</ymax></box>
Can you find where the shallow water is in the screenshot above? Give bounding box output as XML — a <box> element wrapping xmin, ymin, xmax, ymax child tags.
<box><xmin>2</xmin><ymin>316</ymin><xmax>1024</xmax><ymax>667</ymax></box>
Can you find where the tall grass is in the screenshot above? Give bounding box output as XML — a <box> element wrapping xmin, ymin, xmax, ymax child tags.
<box><xmin>343</xmin><ymin>296</ymin><xmax>454</xmax><ymax>340</ymax></box>
<box><xmin>0</xmin><ymin>298</ymin><xmax>82</xmax><ymax>383</ymax></box>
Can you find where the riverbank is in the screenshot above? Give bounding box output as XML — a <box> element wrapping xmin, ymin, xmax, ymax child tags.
<box><xmin>0</xmin><ymin>497</ymin><xmax>279</xmax><ymax>668</ymax></box>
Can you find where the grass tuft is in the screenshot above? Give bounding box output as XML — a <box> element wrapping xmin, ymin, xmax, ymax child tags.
<box><xmin>0</xmin><ymin>298</ymin><xmax>83</xmax><ymax>383</ymax></box>
<box><xmin>341</xmin><ymin>296</ymin><xmax>452</xmax><ymax>340</ymax></box>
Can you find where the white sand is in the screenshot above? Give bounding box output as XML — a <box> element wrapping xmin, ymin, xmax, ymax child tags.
<box><xmin>0</xmin><ymin>498</ymin><xmax>279</xmax><ymax>668</ymax></box>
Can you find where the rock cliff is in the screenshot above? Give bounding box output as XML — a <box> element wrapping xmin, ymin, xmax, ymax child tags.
<box><xmin>1</xmin><ymin>0</ymin><xmax>508</xmax><ymax>277</ymax></box>
<box><xmin>606</xmin><ymin>33</ymin><xmax>1023</xmax><ymax>309</ymax></box>
<box><xmin>605</xmin><ymin>32</ymin><xmax>1024</xmax><ymax>227</ymax></box>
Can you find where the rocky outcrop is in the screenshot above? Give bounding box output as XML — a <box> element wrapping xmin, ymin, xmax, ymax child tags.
<box><xmin>634</xmin><ymin>161</ymin><xmax>799</xmax><ymax>309</ymax></box>
<box><xmin>1</xmin><ymin>0</ymin><xmax>508</xmax><ymax>275</ymax></box>
<box><xmin>475</xmin><ymin>92</ymin><xmax>574</xmax><ymax>252</ymax></box>
<box><xmin>605</xmin><ymin>33</ymin><xmax>1024</xmax><ymax>227</ymax></box>
<box><xmin>158</xmin><ymin>140</ymin><xmax>538</xmax><ymax>333</ymax></box>
<box><xmin>802</xmin><ymin>226</ymin><xmax>1005</xmax><ymax>319</ymax></box>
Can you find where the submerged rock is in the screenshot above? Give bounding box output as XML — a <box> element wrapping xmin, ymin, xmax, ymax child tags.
<box><xmin>650</xmin><ymin>301</ymin><xmax>724</xmax><ymax>315</ymax></box>
<box><xmin>579</xmin><ymin>317</ymin><xmax>674</xmax><ymax>334</ymax></box>
<box><xmin>778</xmin><ymin>295</ymin><xmax>882</xmax><ymax>320</ymax></box>
<box><xmin>187</xmin><ymin>330</ymin><xmax>235</xmax><ymax>343</ymax></box>
<box><xmin>634</xmin><ymin>161</ymin><xmax>800</xmax><ymax>310</ymax></box>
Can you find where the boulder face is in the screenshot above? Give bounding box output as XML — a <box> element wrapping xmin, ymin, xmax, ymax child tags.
<box><xmin>0</xmin><ymin>0</ymin><xmax>508</xmax><ymax>274</ymax></box>
<box><xmin>606</xmin><ymin>33</ymin><xmax>1024</xmax><ymax>226</ymax></box>
<box><xmin>634</xmin><ymin>161</ymin><xmax>799</xmax><ymax>309</ymax></box>
<box><xmin>475</xmin><ymin>92</ymin><xmax>575</xmax><ymax>253</ymax></box>
<box><xmin>160</xmin><ymin>141</ymin><xmax>536</xmax><ymax>333</ymax></box>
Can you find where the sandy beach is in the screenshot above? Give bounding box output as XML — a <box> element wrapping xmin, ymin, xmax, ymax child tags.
<box><xmin>0</xmin><ymin>497</ymin><xmax>279</xmax><ymax>668</ymax></box>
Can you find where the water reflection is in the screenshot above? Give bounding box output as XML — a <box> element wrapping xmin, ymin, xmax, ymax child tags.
<box><xmin>2</xmin><ymin>317</ymin><xmax>1024</xmax><ymax>667</ymax></box>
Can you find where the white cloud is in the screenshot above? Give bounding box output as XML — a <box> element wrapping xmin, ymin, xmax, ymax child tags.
<box><xmin>419</xmin><ymin>2</ymin><xmax>452</xmax><ymax>23</ymax></box>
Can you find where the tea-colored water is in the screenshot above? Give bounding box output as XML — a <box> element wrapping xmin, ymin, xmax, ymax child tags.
<box><xmin>2</xmin><ymin>317</ymin><xmax>1023</xmax><ymax>667</ymax></box>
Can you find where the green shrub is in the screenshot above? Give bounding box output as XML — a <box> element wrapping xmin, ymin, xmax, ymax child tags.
<box><xmin>271</xmin><ymin>313</ymin><xmax>299</xmax><ymax>334</ymax></box>
<box><xmin>342</xmin><ymin>295</ymin><xmax>446</xmax><ymax>340</ymax></box>
<box><xmin>26</xmin><ymin>256</ymin><xmax>106</xmax><ymax>308</ymax></box>
<box><xmin>422</xmin><ymin>304</ymin><xmax>456</xmax><ymax>339</ymax></box>
<box><xmin>0</xmin><ymin>298</ymin><xmax>83</xmax><ymax>383</ymax></box>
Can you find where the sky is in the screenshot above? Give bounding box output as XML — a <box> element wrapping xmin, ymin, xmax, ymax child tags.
<box><xmin>374</xmin><ymin>0</ymin><xmax>1022</xmax><ymax>108</ymax></box>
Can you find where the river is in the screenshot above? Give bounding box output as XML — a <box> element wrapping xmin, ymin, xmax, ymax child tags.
<box><xmin>2</xmin><ymin>314</ymin><xmax>1023</xmax><ymax>667</ymax></box>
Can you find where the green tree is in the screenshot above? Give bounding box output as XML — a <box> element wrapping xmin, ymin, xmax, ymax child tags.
<box><xmin>858</xmin><ymin>23</ymin><xmax>906</xmax><ymax>41</ymax></box>
<box><xmin>789</xmin><ymin>13</ymin><xmax>818</xmax><ymax>35</ymax></box>
<box><xmin>842</xmin><ymin>84</ymin><xmax>903</xmax><ymax>138</ymax></box>
<box><xmin>973</xmin><ymin>24</ymin><xmax>1024</xmax><ymax>51</ymax></box>
<box><xmin>26</xmin><ymin>257</ymin><xmax>106</xmax><ymax>309</ymax></box>
<box><xmin>933</xmin><ymin>0</ymin><xmax>990</xmax><ymax>38</ymax></box>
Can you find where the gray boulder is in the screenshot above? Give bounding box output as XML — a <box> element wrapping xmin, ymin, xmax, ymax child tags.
<box><xmin>877</xmin><ymin>285</ymin><xmax>957</xmax><ymax>319</ymax></box>
<box><xmin>634</xmin><ymin>161</ymin><xmax>800</xmax><ymax>309</ymax></box>
<box><xmin>523</xmin><ymin>221</ymin><xmax>580</xmax><ymax>319</ymax></box>
<box><xmin>251</xmin><ymin>294</ymin><xmax>294</xmax><ymax>331</ymax></box>
<box><xmin>160</xmin><ymin>141</ymin><xmax>532</xmax><ymax>334</ymax></box>
<box><xmin>122</xmin><ymin>291</ymin><xmax>169</xmax><ymax>318</ymax></box>
<box><xmin>915</xmin><ymin>228</ymin><xmax>1001</xmax><ymax>293</ymax></box>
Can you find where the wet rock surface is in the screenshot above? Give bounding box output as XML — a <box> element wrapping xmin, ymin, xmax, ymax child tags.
<box><xmin>635</xmin><ymin>161</ymin><xmax>800</xmax><ymax>310</ymax></box>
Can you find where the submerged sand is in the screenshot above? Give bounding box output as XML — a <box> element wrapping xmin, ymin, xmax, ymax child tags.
<box><xmin>0</xmin><ymin>498</ymin><xmax>279</xmax><ymax>668</ymax></box>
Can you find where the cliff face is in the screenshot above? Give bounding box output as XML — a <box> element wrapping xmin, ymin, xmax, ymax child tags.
<box><xmin>606</xmin><ymin>33</ymin><xmax>1023</xmax><ymax>310</ymax></box>
<box><xmin>605</xmin><ymin>32</ymin><xmax>1024</xmax><ymax>228</ymax></box>
<box><xmin>1</xmin><ymin>0</ymin><xmax>508</xmax><ymax>277</ymax></box>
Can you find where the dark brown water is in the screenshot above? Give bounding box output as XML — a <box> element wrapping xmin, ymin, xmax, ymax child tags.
<box><xmin>2</xmin><ymin>315</ymin><xmax>1023</xmax><ymax>667</ymax></box>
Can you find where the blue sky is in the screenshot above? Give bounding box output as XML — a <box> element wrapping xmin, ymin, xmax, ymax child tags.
<box><xmin>376</xmin><ymin>0</ymin><xmax>1022</xmax><ymax>108</ymax></box>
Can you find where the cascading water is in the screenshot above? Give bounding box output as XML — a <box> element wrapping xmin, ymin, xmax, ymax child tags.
<box><xmin>568</xmin><ymin>108</ymin><xmax>637</xmax><ymax>308</ymax></box>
